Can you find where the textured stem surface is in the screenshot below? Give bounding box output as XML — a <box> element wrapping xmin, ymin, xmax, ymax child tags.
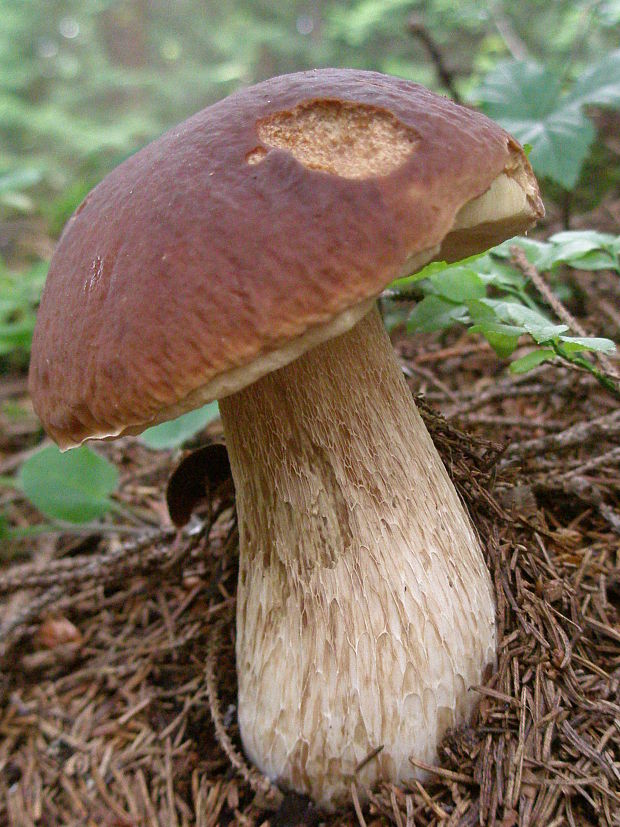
<box><xmin>219</xmin><ymin>305</ymin><xmax>496</xmax><ymax>809</ymax></box>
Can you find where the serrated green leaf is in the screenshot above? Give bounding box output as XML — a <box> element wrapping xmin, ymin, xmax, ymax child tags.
<box><xmin>407</xmin><ymin>296</ymin><xmax>467</xmax><ymax>333</ymax></box>
<box><xmin>476</xmin><ymin>60</ymin><xmax>597</xmax><ymax>189</ymax></box>
<box><xmin>19</xmin><ymin>445</ymin><xmax>119</xmax><ymax>523</ymax></box>
<box><xmin>429</xmin><ymin>267</ymin><xmax>486</xmax><ymax>302</ymax></box>
<box><xmin>477</xmin><ymin>60</ymin><xmax>561</xmax><ymax>116</ymax></box>
<box><xmin>510</xmin><ymin>349</ymin><xmax>557</xmax><ymax>373</ymax></box>
<box><xmin>139</xmin><ymin>402</ymin><xmax>220</xmax><ymax>450</ymax></box>
<box><xmin>557</xmin><ymin>336</ymin><xmax>617</xmax><ymax>354</ymax></box>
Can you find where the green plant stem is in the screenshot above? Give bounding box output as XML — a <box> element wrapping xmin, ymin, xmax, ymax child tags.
<box><xmin>553</xmin><ymin>346</ymin><xmax>620</xmax><ymax>400</ymax></box>
<box><xmin>501</xmin><ymin>285</ymin><xmax>540</xmax><ymax>311</ymax></box>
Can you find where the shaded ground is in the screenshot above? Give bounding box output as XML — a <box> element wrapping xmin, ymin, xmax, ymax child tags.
<box><xmin>0</xmin><ymin>227</ymin><xmax>619</xmax><ymax>825</ymax></box>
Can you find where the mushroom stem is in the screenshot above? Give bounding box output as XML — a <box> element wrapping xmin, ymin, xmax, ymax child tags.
<box><xmin>219</xmin><ymin>303</ymin><xmax>496</xmax><ymax>810</ymax></box>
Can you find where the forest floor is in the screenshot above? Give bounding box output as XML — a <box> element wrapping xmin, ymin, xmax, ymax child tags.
<box><xmin>0</xmin><ymin>201</ymin><xmax>618</xmax><ymax>826</ymax></box>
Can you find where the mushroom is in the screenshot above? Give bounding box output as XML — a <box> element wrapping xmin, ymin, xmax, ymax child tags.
<box><xmin>29</xmin><ymin>69</ymin><xmax>543</xmax><ymax>810</ymax></box>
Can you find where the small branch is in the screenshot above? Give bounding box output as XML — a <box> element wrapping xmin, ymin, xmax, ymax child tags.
<box><xmin>511</xmin><ymin>246</ymin><xmax>587</xmax><ymax>338</ymax></box>
<box><xmin>500</xmin><ymin>409</ymin><xmax>620</xmax><ymax>466</ymax></box>
<box><xmin>408</xmin><ymin>15</ymin><xmax>462</xmax><ymax>103</ymax></box>
<box><xmin>550</xmin><ymin>445</ymin><xmax>620</xmax><ymax>481</ymax></box>
<box><xmin>356</xmin><ymin>745</ymin><xmax>384</xmax><ymax>773</ymax></box>
<box><xmin>0</xmin><ymin>585</ymin><xmax>64</xmax><ymax>661</ymax></box>
<box><xmin>409</xmin><ymin>757</ymin><xmax>474</xmax><ymax>784</ymax></box>
<box><xmin>443</xmin><ymin>366</ymin><xmax>568</xmax><ymax>419</ymax></box>
<box><xmin>351</xmin><ymin>783</ymin><xmax>368</xmax><ymax>827</ymax></box>
<box><xmin>596</xmin><ymin>297</ymin><xmax>620</xmax><ymax>333</ymax></box>
<box><xmin>462</xmin><ymin>414</ymin><xmax>564</xmax><ymax>431</ymax></box>
<box><xmin>205</xmin><ymin>616</ymin><xmax>283</xmax><ymax>807</ymax></box>
<box><xmin>0</xmin><ymin>497</ymin><xmax>236</xmax><ymax>596</ymax></box>
<box><xmin>401</xmin><ymin>361</ymin><xmax>460</xmax><ymax>402</ymax></box>
<box><xmin>414</xmin><ymin>340</ymin><xmax>492</xmax><ymax>364</ymax></box>
<box><xmin>0</xmin><ymin>527</ymin><xmax>177</xmax><ymax>594</ymax></box>
<box><xmin>489</xmin><ymin>2</ymin><xmax>530</xmax><ymax>60</ymax></box>
<box><xmin>511</xmin><ymin>245</ymin><xmax>619</xmax><ymax>382</ymax></box>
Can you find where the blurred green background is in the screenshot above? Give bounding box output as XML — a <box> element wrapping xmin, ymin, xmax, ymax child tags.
<box><xmin>2</xmin><ymin>0</ymin><xmax>619</xmax><ymax>227</ymax></box>
<box><xmin>2</xmin><ymin>0</ymin><xmax>619</xmax><ymax>371</ymax></box>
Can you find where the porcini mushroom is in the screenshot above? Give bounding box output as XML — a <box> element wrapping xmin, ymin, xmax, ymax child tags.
<box><xmin>29</xmin><ymin>69</ymin><xmax>543</xmax><ymax>810</ymax></box>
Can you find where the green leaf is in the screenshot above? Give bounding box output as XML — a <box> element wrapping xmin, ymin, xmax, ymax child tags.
<box><xmin>546</xmin><ymin>230</ymin><xmax>619</xmax><ymax>270</ymax></box>
<box><xmin>510</xmin><ymin>349</ymin><xmax>557</xmax><ymax>373</ymax></box>
<box><xmin>476</xmin><ymin>60</ymin><xmax>596</xmax><ymax>189</ymax></box>
<box><xmin>468</xmin><ymin>322</ymin><xmax>521</xmax><ymax>358</ymax></box>
<box><xmin>0</xmin><ymin>167</ymin><xmax>42</xmax><ymax>195</ymax></box>
<box><xmin>0</xmin><ymin>319</ymin><xmax>35</xmax><ymax>353</ymax></box>
<box><xmin>565</xmin><ymin>50</ymin><xmax>620</xmax><ymax>109</ymax></box>
<box><xmin>139</xmin><ymin>402</ymin><xmax>220</xmax><ymax>450</ymax></box>
<box><xmin>549</xmin><ymin>230</ymin><xmax>618</xmax><ymax>250</ymax></box>
<box><xmin>557</xmin><ymin>336</ymin><xmax>617</xmax><ymax>354</ymax></box>
<box><xmin>406</xmin><ymin>295</ymin><xmax>468</xmax><ymax>333</ymax></box>
<box><xmin>391</xmin><ymin>260</ymin><xmax>450</xmax><ymax>289</ymax></box>
<box><xmin>429</xmin><ymin>267</ymin><xmax>486</xmax><ymax>302</ymax></box>
<box><xmin>561</xmin><ymin>250</ymin><xmax>617</xmax><ymax>271</ymax></box>
<box><xmin>493</xmin><ymin>232</ymin><xmax>620</xmax><ymax>273</ymax></box>
<box><xmin>19</xmin><ymin>445</ymin><xmax>119</xmax><ymax>523</ymax></box>
<box><xmin>481</xmin><ymin>300</ymin><xmax>569</xmax><ymax>342</ymax></box>
<box><xmin>467</xmin><ymin>298</ymin><xmax>500</xmax><ymax>325</ymax></box>
<box><xmin>390</xmin><ymin>254</ymin><xmax>484</xmax><ymax>290</ymax></box>
<box><xmin>475</xmin><ymin>257</ymin><xmax>527</xmax><ymax>289</ymax></box>
<box><xmin>492</xmin><ymin>237</ymin><xmax>556</xmax><ymax>271</ymax></box>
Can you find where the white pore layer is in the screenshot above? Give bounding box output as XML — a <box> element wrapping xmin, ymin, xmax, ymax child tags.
<box><xmin>219</xmin><ymin>304</ymin><xmax>497</xmax><ymax>810</ymax></box>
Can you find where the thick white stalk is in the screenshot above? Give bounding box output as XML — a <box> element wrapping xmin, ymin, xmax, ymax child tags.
<box><xmin>219</xmin><ymin>304</ymin><xmax>496</xmax><ymax>810</ymax></box>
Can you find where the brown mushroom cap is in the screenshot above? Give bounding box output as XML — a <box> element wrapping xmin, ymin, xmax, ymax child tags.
<box><xmin>29</xmin><ymin>68</ymin><xmax>543</xmax><ymax>448</ymax></box>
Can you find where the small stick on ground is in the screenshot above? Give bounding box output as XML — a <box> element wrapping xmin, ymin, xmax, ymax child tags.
<box><xmin>409</xmin><ymin>757</ymin><xmax>474</xmax><ymax>784</ymax></box>
<box><xmin>350</xmin><ymin>783</ymin><xmax>368</xmax><ymax>827</ymax></box>
<box><xmin>499</xmin><ymin>409</ymin><xmax>620</xmax><ymax>466</ymax></box>
<box><xmin>205</xmin><ymin>616</ymin><xmax>283</xmax><ymax>808</ymax></box>
<box><xmin>0</xmin><ymin>585</ymin><xmax>63</xmax><ymax>661</ymax></box>
<box><xmin>355</xmin><ymin>745</ymin><xmax>384</xmax><ymax>774</ymax></box>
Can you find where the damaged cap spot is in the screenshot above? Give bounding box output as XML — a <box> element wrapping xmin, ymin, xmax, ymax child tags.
<box><xmin>246</xmin><ymin>146</ymin><xmax>268</xmax><ymax>165</ymax></box>
<box><xmin>248</xmin><ymin>99</ymin><xmax>418</xmax><ymax>179</ymax></box>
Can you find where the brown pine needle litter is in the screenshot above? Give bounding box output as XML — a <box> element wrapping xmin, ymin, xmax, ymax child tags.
<box><xmin>1</xmin><ymin>350</ymin><xmax>619</xmax><ymax>826</ymax></box>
